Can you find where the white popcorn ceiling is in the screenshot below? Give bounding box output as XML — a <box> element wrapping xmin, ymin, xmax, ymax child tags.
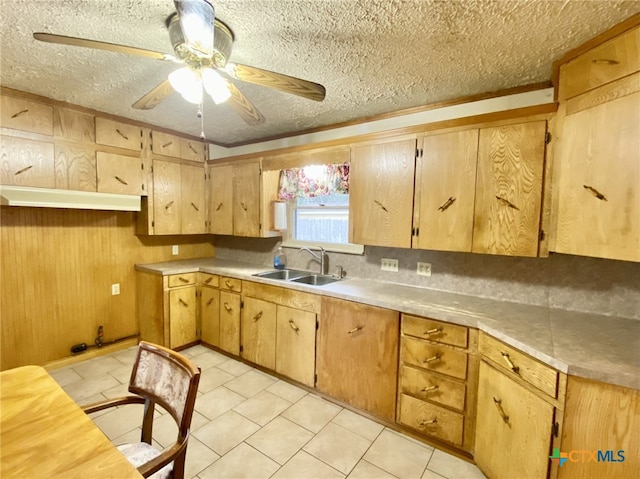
<box><xmin>1</xmin><ymin>0</ymin><xmax>639</xmax><ymax>146</ymax></box>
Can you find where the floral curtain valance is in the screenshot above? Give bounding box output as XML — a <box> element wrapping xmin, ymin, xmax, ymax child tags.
<box><xmin>278</xmin><ymin>162</ymin><xmax>350</xmax><ymax>199</ymax></box>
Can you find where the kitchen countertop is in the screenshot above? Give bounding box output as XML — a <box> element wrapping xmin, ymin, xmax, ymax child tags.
<box><xmin>136</xmin><ymin>257</ymin><xmax>640</xmax><ymax>391</ymax></box>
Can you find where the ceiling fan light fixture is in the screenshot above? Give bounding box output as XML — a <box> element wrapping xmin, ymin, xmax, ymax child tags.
<box><xmin>168</xmin><ymin>67</ymin><xmax>203</xmax><ymax>104</ymax></box>
<box><xmin>174</xmin><ymin>0</ymin><xmax>215</xmax><ymax>58</ymax></box>
<box><xmin>203</xmin><ymin>68</ymin><xmax>231</xmax><ymax>104</ymax></box>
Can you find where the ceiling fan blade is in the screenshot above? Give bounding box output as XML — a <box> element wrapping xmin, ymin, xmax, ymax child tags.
<box><xmin>33</xmin><ymin>33</ymin><xmax>178</xmax><ymax>62</ymax></box>
<box><xmin>225</xmin><ymin>63</ymin><xmax>326</xmax><ymax>102</ymax></box>
<box><xmin>225</xmin><ymin>81</ymin><xmax>265</xmax><ymax>126</ymax></box>
<box><xmin>132</xmin><ymin>80</ymin><xmax>175</xmax><ymax>110</ymax></box>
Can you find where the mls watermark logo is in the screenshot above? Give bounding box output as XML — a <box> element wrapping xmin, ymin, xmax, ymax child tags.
<box><xmin>550</xmin><ymin>448</ymin><xmax>625</xmax><ymax>467</ymax></box>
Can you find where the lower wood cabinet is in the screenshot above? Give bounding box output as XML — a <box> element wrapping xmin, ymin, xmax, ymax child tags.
<box><xmin>200</xmin><ymin>273</ymin><xmax>220</xmax><ymax>346</ymax></box>
<box><xmin>219</xmin><ymin>289</ymin><xmax>241</xmax><ymax>356</ymax></box>
<box><xmin>275</xmin><ymin>305</ymin><xmax>316</xmax><ymax>387</ymax></box>
<box><xmin>241</xmin><ymin>297</ymin><xmax>277</xmax><ymax>369</ymax></box>
<box><xmin>316</xmin><ymin>296</ymin><xmax>399</xmax><ymax>421</ymax></box>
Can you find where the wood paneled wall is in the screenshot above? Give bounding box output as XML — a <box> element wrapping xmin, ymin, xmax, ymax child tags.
<box><xmin>0</xmin><ymin>206</ymin><xmax>214</xmax><ymax>370</ymax></box>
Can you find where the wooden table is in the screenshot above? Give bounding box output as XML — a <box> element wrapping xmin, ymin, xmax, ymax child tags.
<box><xmin>1</xmin><ymin>365</ymin><xmax>142</xmax><ymax>479</ymax></box>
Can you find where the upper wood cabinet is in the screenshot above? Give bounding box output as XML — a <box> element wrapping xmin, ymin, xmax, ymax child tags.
<box><xmin>96</xmin><ymin>152</ymin><xmax>143</xmax><ymax>195</ymax></box>
<box><xmin>209</xmin><ymin>164</ymin><xmax>234</xmax><ymax>234</ymax></box>
<box><xmin>54</xmin><ymin>145</ymin><xmax>96</xmax><ymax>192</ymax></box>
<box><xmin>151</xmin><ymin>130</ymin><xmax>207</xmax><ymax>162</ymax></box>
<box><xmin>1</xmin><ymin>95</ymin><xmax>53</xmax><ymax>136</ymax></box>
<box><xmin>95</xmin><ymin>118</ymin><xmax>142</xmax><ymax>151</ymax></box>
<box><xmin>1</xmin><ymin>136</ymin><xmax>55</xmax><ymax>188</ymax></box>
<box><xmin>553</xmin><ymin>25</ymin><xmax>640</xmax><ymax>262</ymax></box>
<box><xmin>349</xmin><ymin>139</ymin><xmax>417</xmax><ymax>248</ymax></box>
<box><xmin>233</xmin><ymin>161</ymin><xmax>261</xmax><ymax>237</ymax></box>
<box><xmin>53</xmin><ymin>107</ymin><xmax>95</xmax><ymax>143</ymax></box>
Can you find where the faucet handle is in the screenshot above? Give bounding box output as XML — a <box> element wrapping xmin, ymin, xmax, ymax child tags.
<box><xmin>333</xmin><ymin>266</ymin><xmax>345</xmax><ymax>279</ymax></box>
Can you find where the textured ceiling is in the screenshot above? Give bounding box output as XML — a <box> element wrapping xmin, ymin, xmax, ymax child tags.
<box><xmin>1</xmin><ymin>1</ymin><xmax>639</xmax><ymax>146</ymax></box>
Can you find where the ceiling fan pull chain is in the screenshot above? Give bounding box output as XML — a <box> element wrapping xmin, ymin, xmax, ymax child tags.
<box><xmin>198</xmin><ymin>102</ymin><xmax>205</xmax><ymax>140</ymax></box>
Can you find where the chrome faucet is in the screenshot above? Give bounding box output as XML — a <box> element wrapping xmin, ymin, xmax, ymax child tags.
<box><xmin>299</xmin><ymin>246</ymin><xmax>328</xmax><ymax>275</ymax></box>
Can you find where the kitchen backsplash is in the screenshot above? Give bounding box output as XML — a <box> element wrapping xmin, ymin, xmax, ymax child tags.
<box><xmin>213</xmin><ymin>236</ymin><xmax>640</xmax><ymax>320</ymax></box>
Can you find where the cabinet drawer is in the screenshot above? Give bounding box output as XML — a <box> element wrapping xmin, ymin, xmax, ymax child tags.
<box><xmin>220</xmin><ymin>276</ymin><xmax>241</xmax><ymax>292</ymax></box>
<box><xmin>167</xmin><ymin>273</ymin><xmax>197</xmax><ymax>288</ymax></box>
<box><xmin>479</xmin><ymin>333</ymin><xmax>558</xmax><ymax>399</ymax></box>
<box><xmin>560</xmin><ymin>27</ymin><xmax>640</xmax><ymax>100</ymax></box>
<box><xmin>199</xmin><ymin>273</ymin><xmax>219</xmax><ymax>288</ymax></box>
<box><xmin>1</xmin><ymin>95</ymin><xmax>53</xmax><ymax>135</ymax></box>
<box><xmin>402</xmin><ymin>337</ymin><xmax>468</xmax><ymax>380</ymax></box>
<box><xmin>399</xmin><ymin>394</ymin><xmax>464</xmax><ymax>446</ymax></box>
<box><xmin>95</xmin><ymin>118</ymin><xmax>142</xmax><ymax>151</ymax></box>
<box><xmin>181</xmin><ymin>138</ymin><xmax>206</xmax><ymax>162</ymax></box>
<box><xmin>400</xmin><ymin>365</ymin><xmax>466</xmax><ymax>412</ymax></box>
<box><xmin>402</xmin><ymin>314</ymin><xmax>468</xmax><ymax>348</ymax></box>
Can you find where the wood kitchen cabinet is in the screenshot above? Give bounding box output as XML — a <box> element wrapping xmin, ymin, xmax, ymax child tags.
<box><xmin>200</xmin><ymin>273</ymin><xmax>220</xmax><ymax>346</ymax></box>
<box><xmin>241</xmin><ymin>297</ymin><xmax>277</xmax><ymax>369</ymax></box>
<box><xmin>96</xmin><ymin>152</ymin><xmax>143</xmax><ymax>195</ymax></box>
<box><xmin>0</xmin><ymin>136</ymin><xmax>55</xmax><ymax>188</ymax></box>
<box><xmin>219</xmin><ymin>277</ymin><xmax>242</xmax><ymax>355</ymax></box>
<box><xmin>232</xmin><ymin>161</ymin><xmax>261</xmax><ymax>236</ymax></box>
<box><xmin>275</xmin><ymin>305</ymin><xmax>316</xmax><ymax>387</ymax></box>
<box><xmin>151</xmin><ymin>130</ymin><xmax>206</xmax><ymax>162</ymax></box>
<box><xmin>316</xmin><ymin>296</ymin><xmax>399</xmax><ymax>421</ymax></box>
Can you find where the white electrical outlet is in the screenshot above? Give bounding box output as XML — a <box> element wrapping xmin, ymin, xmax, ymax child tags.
<box><xmin>417</xmin><ymin>262</ymin><xmax>432</xmax><ymax>277</ymax></box>
<box><xmin>172</xmin><ymin>245</ymin><xmax>179</xmax><ymax>255</ymax></box>
<box><xmin>111</xmin><ymin>283</ymin><xmax>120</xmax><ymax>295</ymax></box>
<box><xmin>381</xmin><ymin>258</ymin><xmax>399</xmax><ymax>272</ymax></box>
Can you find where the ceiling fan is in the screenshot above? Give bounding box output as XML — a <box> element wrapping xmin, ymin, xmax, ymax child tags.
<box><xmin>33</xmin><ymin>0</ymin><xmax>326</xmax><ymax>133</ymax></box>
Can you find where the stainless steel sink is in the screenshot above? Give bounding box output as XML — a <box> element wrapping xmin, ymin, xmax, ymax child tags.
<box><xmin>253</xmin><ymin>269</ymin><xmax>309</xmax><ymax>280</ymax></box>
<box><xmin>290</xmin><ymin>274</ymin><xmax>341</xmax><ymax>286</ymax></box>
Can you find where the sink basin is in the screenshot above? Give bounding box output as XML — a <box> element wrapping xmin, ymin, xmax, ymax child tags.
<box><xmin>253</xmin><ymin>269</ymin><xmax>309</xmax><ymax>280</ymax></box>
<box><xmin>290</xmin><ymin>274</ymin><xmax>341</xmax><ymax>286</ymax></box>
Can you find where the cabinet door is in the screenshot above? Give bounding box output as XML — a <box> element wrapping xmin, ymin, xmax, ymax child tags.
<box><xmin>475</xmin><ymin>361</ymin><xmax>554</xmax><ymax>479</ymax></box>
<box><xmin>181</xmin><ymin>164</ymin><xmax>206</xmax><ymax>234</ymax></box>
<box><xmin>1</xmin><ymin>136</ymin><xmax>55</xmax><ymax>187</ymax></box>
<box><xmin>219</xmin><ymin>291</ymin><xmax>241</xmax><ymax>355</ymax></box>
<box><xmin>1</xmin><ymin>95</ymin><xmax>53</xmax><ymax>135</ymax></box>
<box><xmin>168</xmin><ymin>287</ymin><xmax>197</xmax><ymax>349</ymax></box>
<box><xmin>276</xmin><ymin>305</ymin><xmax>316</xmax><ymax>387</ymax></box>
<box><xmin>181</xmin><ymin>138</ymin><xmax>206</xmax><ymax>162</ymax></box>
<box><xmin>151</xmin><ymin>130</ymin><xmax>181</xmax><ymax>157</ymax></box>
<box><xmin>473</xmin><ymin>121</ymin><xmax>546</xmax><ymax>257</ymax></box>
<box><xmin>316</xmin><ymin>297</ymin><xmax>399</xmax><ymax>421</ymax></box>
<box><xmin>95</xmin><ymin>118</ymin><xmax>141</xmax><ymax>151</ymax></box>
<box><xmin>153</xmin><ymin>159</ymin><xmax>181</xmax><ymax>235</ymax></box>
<box><xmin>349</xmin><ymin>139</ymin><xmax>416</xmax><ymax>247</ymax></box>
<box><xmin>233</xmin><ymin>161</ymin><xmax>261</xmax><ymax>236</ymax></box>
<box><xmin>209</xmin><ymin>164</ymin><xmax>233</xmax><ymax>234</ymax></box>
<box><xmin>555</xmin><ymin>91</ymin><xmax>640</xmax><ymax>262</ymax></box>
<box><xmin>241</xmin><ymin>297</ymin><xmax>277</xmax><ymax>369</ymax></box>
<box><xmin>96</xmin><ymin>152</ymin><xmax>143</xmax><ymax>195</ymax></box>
<box><xmin>54</xmin><ymin>145</ymin><xmax>96</xmax><ymax>191</ymax></box>
<box><xmin>201</xmin><ymin>287</ymin><xmax>220</xmax><ymax>347</ymax></box>
<box><xmin>53</xmin><ymin>107</ymin><xmax>95</xmax><ymax>143</ymax></box>
<box><xmin>415</xmin><ymin>130</ymin><xmax>478</xmax><ymax>252</ymax></box>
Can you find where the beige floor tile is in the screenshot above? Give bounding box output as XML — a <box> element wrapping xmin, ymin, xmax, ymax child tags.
<box><xmin>110</xmin><ymin>347</ymin><xmax>138</xmax><ymax>365</ymax></box>
<box><xmin>233</xmin><ymin>390</ymin><xmax>292</xmax><ymax>426</ymax></box>
<box><xmin>62</xmin><ymin>375</ymin><xmax>120</xmax><ymax>402</ymax></box>
<box><xmin>92</xmin><ymin>403</ymin><xmax>145</xmax><ymax>440</ymax></box>
<box><xmin>426</xmin><ymin>450</ymin><xmax>486</xmax><ymax>479</ymax></box>
<box><xmin>151</xmin><ymin>411</ymin><xmax>179</xmax><ymax>448</ymax></box>
<box><xmin>184</xmin><ymin>436</ymin><xmax>220</xmax><ymax>479</ymax></box>
<box><xmin>101</xmin><ymin>381</ymin><xmax>130</xmax><ymax>399</ymax></box>
<box><xmin>181</xmin><ymin>344</ymin><xmax>212</xmax><ymax>358</ymax></box>
<box><xmin>363</xmin><ymin>429</ymin><xmax>433</xmax><ymax>479</ymax></box>
<box><xmin>195</xmin><ymin>386</ymin><xmax>247</xmax><ymax>420</ymax></box>
<box><xmin>271</xmin><ymin>450</ymin><xmax>345</xmax><ymax>479</ymax></box>
<box><xmin>421</xmin><ymin>469</ymin><xmax>447</xmax><ymax>479</ymax></box>
<box><xmin>199</xmin><ymin>443</ymin><xmax>279</xmax><ymax>479</ymax></box>
<box><xmin>348</xmin><ymin>460</ymin><xmax>398</xmax><ymax>479</ymax></box>
<box><xmin>266</xmin><ymin>380</ymin><xmax>308</xmax><ymax>403</ymax></box>
<box><xmin>192</xmin><ymin>410</ymin><xmax>260</xmax><ymax>455</ymax></box>
<box><xmin>190</xmin><ymin>410</ymin><xmax>212</xmax><ymax>432</ymax></box>
<box><xmin>225</xmin><ymin>370</ymin><xmax>278</xmax><ymax>398</ymax></box>
<box><xmin>108</xmin><ymin>363</ymin><xmax>133</xmax><ymax>383</ymax></box>
<box><xmin>81</xmin><ymin>392</ymin><xmax>112</xmax><ymax>418</ymax></box>
<box><xmin>281</xmin><ymin>394</ymin><xmax>342</xmax><ymax>433</ymax></box>
<box><xmin>332</xmin><ymin>409</ymin><xmax>384</xmax><ymax>441</ymax></box>
<box><xmin>72</xmin><ymin>356</ymin><xmax>125</xmax><ymax>380</ymax></box>
<box><xmin>217</xmin><ymin>358</ymin><xmax>253</xmax><ymax>376</ymax></box>
<box><xmin>50</xmin><ymin>366</ymin><xmax>82</xmax><ymax>387</ymax></box>
<box><xmin>191</xmin><ymin>350</ymin><xmax>230</xmax><ymax>369</ymax></box>
<box><xmin>198</xmin><ymin>367</ymin><xmax>235</xmax><ymax>393</ymax></box>
<box><xmin>304</xmin><ymin>422</ymin><xmax>372</xmax><ymax>474</ymax></box>
<box><xmin>246</xmin><ymin>416</ymin><xmax>314</xmax><ymax>465</ymax></box>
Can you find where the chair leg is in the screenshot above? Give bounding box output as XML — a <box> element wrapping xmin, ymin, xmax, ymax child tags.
<box><xmin>141</xmin><ymin>400</ymin><xmax>154</xmax><ymax>444</ymax></box>
<box><xmin>172</xmin><ymin>451</ymin><xmax>186</xmax><ymax>479</ymax></box>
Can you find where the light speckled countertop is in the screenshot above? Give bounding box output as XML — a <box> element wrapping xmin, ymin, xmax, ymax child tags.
<box><xmin>136</xmin><ymin>257</ymin><xmax>640</xmax><ymax>390</ymax></box>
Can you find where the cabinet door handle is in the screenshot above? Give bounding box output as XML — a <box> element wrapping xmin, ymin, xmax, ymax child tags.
<box><xmin>178</xmin><ymin>277</ymin><xmax>189</xmax><ymax>283</ymax></box>
<box><xmin>115</xmin><ymin>176</ymin><xmax>128</xmax><ymax>186</ymax></box>
<box><xmin>493</xmin><ymin>397</ymin><xmax>510</xmax><ymax>424</ymax></box>
<box><xmin>495</xmin><ymin>196</ymin><xmax>519</xmax><ymax>210</ymax></box>
<box><xmin>204</xmin><ymin>277</ymin><xmax>213</xmax><ymax>284</ymax></box>
<box><xmin>11</xmin><ymin>109</ymin><xmax>29</xmax><ymax>118</ymax></box>
<box><xmin>583</xmin><ymin>185</ymin><xmax>607</xmax><ymax>201</ymax></box>
<box><xmin>240</xmin><ymin>202</ymin><xmax>248</xmax><ymax>211</ymax></box>
<box><xmin>165</xmin><ymin>201</ymin><xmax>174</xmax><ymax>210</ymax></box>
<box><xmin>188</xmin><ymin>143</ymin><xmax>198</xmax><ymax>154</ymax></box>
<box><xmin>501</xmin><ymin>352</ymin><xmax>520</xmax><ymax>374</ymax></box>
<box><xmin>115</xmin><ymin>128</ymin><xmax>129</xmax><ymax>140</ymax></box>
<box><xmin>215</xmin><ymin>202</ymin><xmax>224</xmax><ymax>211</ymax></box>
<box><xmin>374</xmin><ymin>200</ymin><xmax>389</xmax><ymax>212</ymax></box>
<box><xmin>162</xmin><ymin>141</ymin><xmax>173</xmax><ymax>148</ymax></box>
<box><xmin>422</xmin><ymin>354</ymin><xmax>441</xmax><ymax>364</ymax></box>
<box><xmin>347</xmin><ymin>326</ymin><xmax>363</xmax><ymax>334</ymax></box>
<box><xmin>223</xmin><ymin>302</ymin><xmax>232</xmax><ymax>312</ymax></box>
<box><xmin>191</xmin><ymin>202</ymin><xmax>200</xmax><ymax>212</ymax></box>
<box><xmin>592</xmin><ymin>58</ymin><xmax>620</xmax><ymax>65</ymax></box>
<box><xmin>423</xmin><ymin>327</ymin><xmax>442</xmax><ymax>336</ymax></box>
<box><xmin>421</xmin><ymin>385</ymin><xmax>439</xmax><ymax>393</ymax></box>
<box><xmin>438</xmin><ymin>197</ymin><xmax>456</xmax><ymax>211</ymax></box>
<box><xmin>206</xmin><ymin>298</ymin><xmax>214</xmax><ymax>306</ymax></box>
<box><xmin>14</xmin><ymin>165</ymin><xmax>33</xmax><ymax>176</ymax></box>
<box><xmin>224</xmin><ymin>280</ymin><xmax>233</xmax><ymax>289</ymax></box>
<box><xmin>419</xmin><ymin>418</ymin><xmax>438</xmax><ymax>426</ymax></box>
<box><xmin>289</xmin><ymin>319</ymin><xmax>299</xmax><ymax>333</ymax></box>
<box><xmin>179</xmin><ymin>298</ymin><xmax>188</xmax><ymax>307</ymax></box>
<box><xmin>252</xmin><ymin>311</ymin><xmax>263</xmax><ymax>322</ymax></box>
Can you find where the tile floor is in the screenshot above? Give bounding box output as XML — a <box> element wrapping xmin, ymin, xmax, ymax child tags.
<box><xmin>50</xmin><ymin>344</ymin><xmax>487</xmax><ymax>479</ymax></box>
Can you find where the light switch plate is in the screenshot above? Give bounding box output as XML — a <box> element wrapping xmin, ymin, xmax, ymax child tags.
<box><xmin>381</xmin><ymin>258</ymin><xmax>399</xmax><ymax>272</ymax></box>
<box><xmin>417</xmin><ymin>262</ymin><xmax>432</xmax><ymax>277</ymax></box>
<box><xmin>172</xmin><ymin>245</ymin><xmax>179</xmax><ymax>255</ymax></box>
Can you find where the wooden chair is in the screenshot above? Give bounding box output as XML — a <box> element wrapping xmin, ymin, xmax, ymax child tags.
<box><xmin>83</xmin><ymin>341</ymin><xmax>201</xmax><ymax>479</ymax></box>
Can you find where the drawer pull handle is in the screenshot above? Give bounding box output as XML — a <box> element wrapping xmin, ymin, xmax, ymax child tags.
<box><xmin>115</xmin><ymin>128</ymin><xmax>129</xmax><ymax>140</ymax></box>
<box><xmin>501</xmin><ymin>352</ymin><xmax>520</xmax><ymax>374</ymax></box>
<box><xmin>423</xmin><ymin>354</ymin><xmax>441</xmax><ymax>364</ymax></box>
<box><xmin>289</xmin><ymin>319</ymin><xmax>299</xmax><ymax>333</ymax></box>
<box><xmin>115</xmin><ymin>176</ymin><xmax>128</xmax><ymax>185</ymax></box>
<box><xmin>206</xmin><ymin>298</ymin><xmax>214</xmax><ymax>306</ymax></box>
<box><xmin>493</xmin><ymin>397</ymin><xmax>510</xmax><ymax>424</ymax></box>
<box><xmin>253</xmin><ymin>311</ymin><xmax>263</xmax><ymax>322</ymax></box>
<box><xmin>204</xmin><ymin>277</ymin><xmax>213</xmax><ymax>284</ymax></box>
<box><xmin>224</xmin><ymin>280</ymin><xmax>233</xmax><ymax>289</ymax></box>
<box><xmin>496</xmin><ymin>195</ymin><xmax>519</xmax><ymax>210</ymax></box>
<box><xmin>421</xmin><ymin>385</ymin><xmax>439</xmax><ymax>393</ymax></box>
<box><xmin>438</xmin><ymin>197</ymin><xmax>456</xmax><ymax>212</ymax></box>
<box><xmin>592</xmin><ymin>58</ymin><xmax>620</xmax><ymax>65</ymax></box>
<box><xmin>11</xmin><ymin>109</ymin><xmax>29</xmax><ymax>118</ymax></box>
<box><xmin>423</xmin><ymin>327</ymin><xmax>442</xmax><ymax>336</ymax></box>
<box><xmin>191</xmin><ymin>202</ymin><xmax>200</xmax><ymax>212</ymax></box>
<box><xmin>240</xmin><ymin>202</ymin><xmax>248</xmax><ymax>211</ymax></box>
<box><xmin>189</xmin><ymin>143</ymin><xmax>198</xmax><ymax>154</ymax></box>
<box><xmin>223</xmin><ymin>302</ymin><xmax>232</xmax><ymax>312</ymax></box>
<box><xmin>347</xmin><ymin>326</ymin><xmax>363</xmax><ymax>334</ymax></box>
<box><xmin>419</xmin><ymin>418</ymin><xmax>438</xmax><ymax>426</ymax></box>
<box><xmin>14</xmin><ymin>165</ymin><xmax>33</xmax><ymax>176</ymax></box>
<box><xmin>215</xmin><ymin>202</ymin><xmax>224</xmax><ymax>211</ymax></box>
<box><xmin>583</xmin><ymin>185</ymin><xmax>607</xmax><ymax>201</ymax></box>
<box><xmin>165</xmin><ymin>201</ymin><xmax>174</xmax><ymax>210</ymax></box>
<box><xmin>162</xmin><ymin>141</ymin><xmax>173</xmax><ymax>148</ymax></box>
<box><xmin>178</xmin><ymin>277</ymin><xmax>189</xmax><ymax>283</ymax></box>
<box><xmin>374</xmin><ymin>199</ymin><xmax>388</xmax><ymax>212</ymax></box>
<box><xmin>179</xmin><ymin>298</ymin><xmax>188</xmax><ymax>307</ymax></box>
